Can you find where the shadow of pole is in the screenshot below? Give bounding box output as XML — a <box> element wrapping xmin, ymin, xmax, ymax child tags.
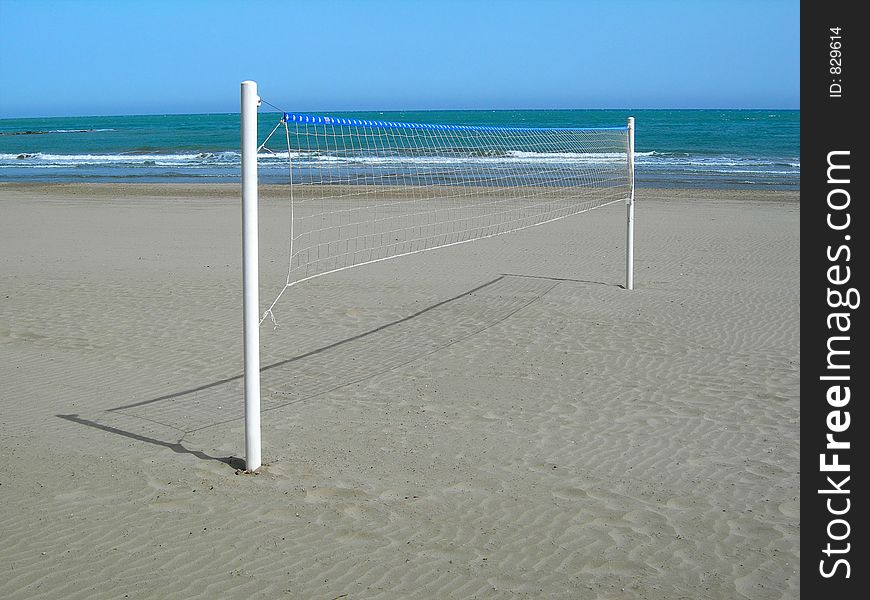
<box><xmin>56</xmin><ymin>414</ymin><xmax>246</xmax><ymax>470</ymax></box>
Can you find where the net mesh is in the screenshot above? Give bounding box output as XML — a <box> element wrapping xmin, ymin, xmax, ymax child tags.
<box><xmin>258</xmin><ymin>111</ymin><xmax>630</xmax><ymax>325</ymax></box>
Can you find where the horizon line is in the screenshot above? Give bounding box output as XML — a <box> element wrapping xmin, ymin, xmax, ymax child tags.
<box><xmin>0</xmin><ymin>106</ymin><xmax>802</xmax><ymax>121</ymax></box>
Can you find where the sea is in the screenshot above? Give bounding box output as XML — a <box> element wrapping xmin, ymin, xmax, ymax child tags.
<box><xmin>0</xmin><ymin>109</ymin><xmax>799</xmax><ymax>190</ymax></box>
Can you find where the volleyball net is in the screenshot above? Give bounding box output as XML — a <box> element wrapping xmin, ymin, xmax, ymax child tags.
<box><xmin>240</xmin><ymin>80</ymin><xmax>635</xmax><ymax>470</ymax></box>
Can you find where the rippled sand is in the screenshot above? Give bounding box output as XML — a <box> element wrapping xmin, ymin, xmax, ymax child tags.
<box><xmin>0</xmin><ymin>183</ymin><xmax>799</xmax><ymax>599</ymax></box>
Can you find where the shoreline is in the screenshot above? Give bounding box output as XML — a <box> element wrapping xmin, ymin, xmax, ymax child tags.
<box><xmin>0</xmin><ymin>180</ymin><xmax>801</xmax><ymax>201</ymax></box>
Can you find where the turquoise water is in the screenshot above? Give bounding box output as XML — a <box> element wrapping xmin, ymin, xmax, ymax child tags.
<box><xmin>0</xmin><ymin>109</ymin><xmax>799</xmax><ymax>189</ymax></box>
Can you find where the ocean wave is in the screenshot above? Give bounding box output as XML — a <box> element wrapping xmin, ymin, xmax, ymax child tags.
<box><xmin>49</xmin><ymin>128</ymin><xmax>117</xmax><ymax>133</ymax></box>
<box><xmin>0</xmin><ymin>128</ymin><xmax>117</xmax><ymax>136</ymax></box>
<box><xmin>635</xmin><ymin>154</ymin><xmax>800</xmax><ymax>169</ymax></box>
<box><xmin>261</xmin><ymin>150</ymin><xmax>643</xmax><ymax>166</ymax></box>
<box><xmin>0</xmin><ymin>151</ymin><xmax>240</xmax><ymax>167</ymax></box>
<box><xmin>0</xmin><ymin>149</ymin><xmax>800</xmax><ymax>180</ymax></box>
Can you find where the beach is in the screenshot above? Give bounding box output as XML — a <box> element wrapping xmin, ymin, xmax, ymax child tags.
<box><xmin>0</xmin><ymin>183</ymin><xmax>799</xmax><ymax>599</ymax></box>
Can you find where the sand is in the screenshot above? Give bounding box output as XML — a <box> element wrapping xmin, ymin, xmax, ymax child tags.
<box><xmin>0</xmin><ymin>183</ymin><xmax>799</xmax><ymax>599</ymax></box>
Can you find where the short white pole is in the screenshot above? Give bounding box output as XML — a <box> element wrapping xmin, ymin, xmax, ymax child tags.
<box><xmin>626</xmin><ymin>116</ymin><xmax>635</xmax><ymax>291</ymax></box>
<box><xmin>241</xmin><ymin>80</ymin><xmax>262</xmax><ymax>471</ymax></box>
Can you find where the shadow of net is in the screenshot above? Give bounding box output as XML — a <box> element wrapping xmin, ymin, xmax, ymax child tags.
<box><xmin>66</xmin><ymin>275</ymin><xmax>558</xmax><ymax>452</ymax></box>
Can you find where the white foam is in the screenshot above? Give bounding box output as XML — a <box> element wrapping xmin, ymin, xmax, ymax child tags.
<box><xmin>1</xmin><ymin>151</ymin><xmax>241</xmax><ymax>167</ymax></box>
<box><xmin>0</xmin><ymin>147</ymin><xmax>800</xmax><ymax>180</ymax></box>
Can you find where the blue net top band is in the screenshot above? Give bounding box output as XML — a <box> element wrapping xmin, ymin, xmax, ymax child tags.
<box><xmin>282</xmin><ymin>112</ymin><xmax>627</xmax><ymax>133</ymax></box>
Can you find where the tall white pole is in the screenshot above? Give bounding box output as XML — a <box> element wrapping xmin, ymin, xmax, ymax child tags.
<box><xmin>626</xmin><ymin>116</ymin><xmax>636</xmax><ymax>291</ymax></box>
<box><xmin>241</xmin><ymin>80</ymin><xmax>262</xmax><ymax>471</ymax></box>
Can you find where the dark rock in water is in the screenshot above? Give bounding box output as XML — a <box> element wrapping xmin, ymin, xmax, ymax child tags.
<box><xmin>0</xmin><ymin>130</ymin><xmax>48</xmax><ymax>136</ymax></box>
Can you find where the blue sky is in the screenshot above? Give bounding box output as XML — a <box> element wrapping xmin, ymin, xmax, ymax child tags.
<box><xmin>0</xmin><ymin>0</ymin><xmax>799</xmax><ymax>118</ymax></box>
